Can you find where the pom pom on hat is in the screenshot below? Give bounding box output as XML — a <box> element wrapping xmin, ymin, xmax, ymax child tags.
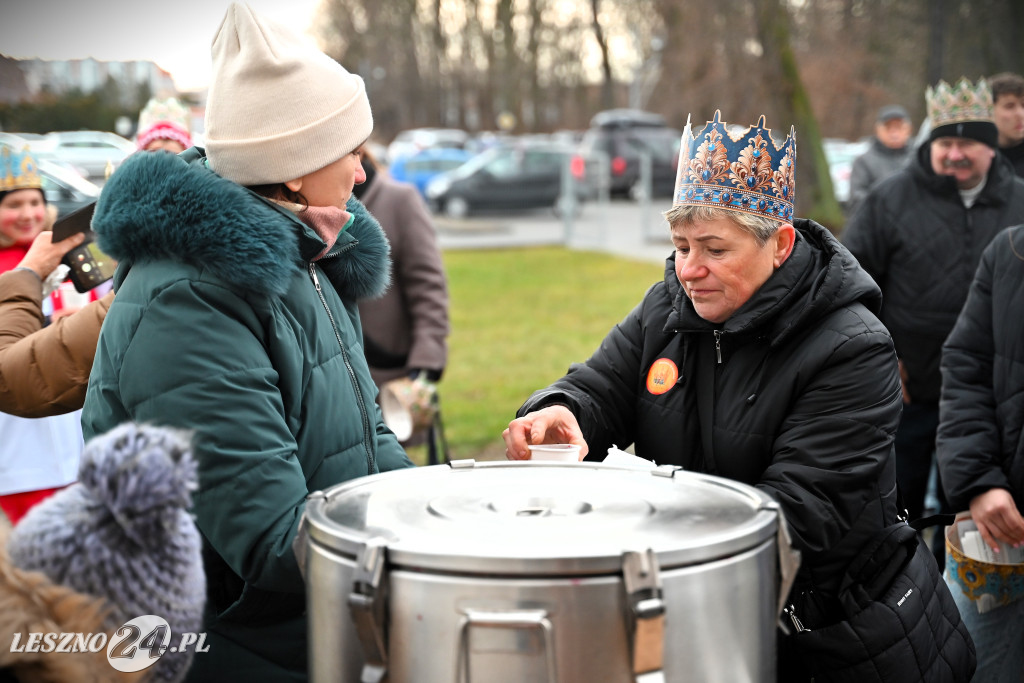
<box><xmin>7</xmin><ymin>423</ymin><xmax>206</xmax><ymax>683</ymax></box>
<box><xmin>204</xmin><ymin>2</ymin><xmax>373</xmax><ymax>185</ymax></box>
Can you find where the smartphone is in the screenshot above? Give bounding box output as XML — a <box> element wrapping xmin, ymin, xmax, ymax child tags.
<box><xmin>52</xmin><ymin>202</ymin><xmax>117</xmax><ymax>293</ymax></box>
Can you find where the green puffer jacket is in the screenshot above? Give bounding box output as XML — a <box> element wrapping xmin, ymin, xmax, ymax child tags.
<box><xmin>81</xmin><ymin>149</ymin><xmax>414</xmax><ymax>681</ymax></box>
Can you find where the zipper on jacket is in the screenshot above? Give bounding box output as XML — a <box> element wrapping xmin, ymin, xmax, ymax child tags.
<box><xmin>308</xmin><ymin>261</ymin><xmax>376</xmax><ymax>475</ymax></box>
<box><xmin>713</xmin><ymin>330</ymin><xmax>723</xmax><ymax>364</ymax></box>
<box><xmin>782</xmin><ymin>604</ymin><xmax>809</xmax><ymax>633</ymax></box>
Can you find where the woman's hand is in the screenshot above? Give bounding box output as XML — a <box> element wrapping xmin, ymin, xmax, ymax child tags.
<box><xmin>969</xmin><ymin>488</ymin><xmax>1024</xmax><ymax>552</ymax></box>
<box><xmin>17</xmin><ymin>231</ymin><xmax>86</xmax><ymax>279</ymax></box>
<box><xmin>502</xmin><ymin>405</ymin><xmax>588</xmax><ymax>460</ymax></box>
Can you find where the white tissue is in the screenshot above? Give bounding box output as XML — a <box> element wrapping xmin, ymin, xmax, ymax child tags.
<box><xmin>42</xmin><ymin>264</ymin><xmax>70</xmax><ymax>298</ymax></box>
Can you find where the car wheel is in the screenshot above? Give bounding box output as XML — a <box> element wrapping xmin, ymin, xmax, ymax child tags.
<box><xmin>445</xmin><ymin>196</ymin><xmax>469</xmax><ymax>219</ymax></box>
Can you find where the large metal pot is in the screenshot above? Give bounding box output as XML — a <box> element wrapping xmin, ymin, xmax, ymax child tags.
<box><xmin>301</xmin><ymin>460</ymin><xmax>782</xmax><ymax>682</ymax></box>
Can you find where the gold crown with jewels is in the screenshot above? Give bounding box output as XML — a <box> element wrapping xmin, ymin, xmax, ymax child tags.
<box><xmin>0</xmin><ymin>145</ymin><xmax>42</xmax><ymax>193</ymax></box>
<box><xmin>926</xmin><ymin>77</ymin><xmax>994</xmax><ymax>129</ymax></box>
<box><xmin>673</xmin><ymin>110</ymin><xmax>796</xmax><ymax>221</ymax></box>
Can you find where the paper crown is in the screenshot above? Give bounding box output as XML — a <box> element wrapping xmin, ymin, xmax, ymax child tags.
<box><xmin>673</xmin><ymin>110</ymin><xmax>796</xmax><ymax>221</ymax></box>
<box><xmin>136</xmin><ymin>97</ymin><xmax>192</xmax><ymax>150</ymax></box>
<box><xmin>0</xmin><ymin>145</ymin><xmax>42</xmax><ymax>194</ymax></box>
<box><xmin>926</xmin><ymin>77</ymin><xmax>993</xmax><ymax>129</ymax></box>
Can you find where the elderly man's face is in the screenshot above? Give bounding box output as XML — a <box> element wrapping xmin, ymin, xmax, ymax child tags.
<box><xmin>994</xmin><ymin>93</ymin><xmax>1024</xmax><ymax>147</ymax></box>
<box><xmin>876</xmin><ymin>118</ymin><xmax>912</xmax><ymax>150</ymax></box>
<box><xmin>672</xmin><ymin>216</ymin><xmax>795</xmax><ymax>324</ymax></box>
<box><xmin>930</xmin><ymin>137</ymin><xmax>995</xmax><ymax>190</ymax></box>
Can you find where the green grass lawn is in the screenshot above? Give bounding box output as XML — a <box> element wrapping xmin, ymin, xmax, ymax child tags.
<box><xmin>423</xmin><ymin>246</ymin><xmax>667</xmax><ymax>463</ymax></box>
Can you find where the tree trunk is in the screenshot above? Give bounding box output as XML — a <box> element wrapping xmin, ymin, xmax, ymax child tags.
<box><xmin>590</xmin><ymin>0</ymin><xmax>615</xmax><ymax>110</ymax></box>
<box><xmin>926</xmin><ymin>0</ymin><xmax>945</xmax><ymax>85</ymax></box>
<box><xmin>753</xmin><ymin>0</ymin><xmax>844</xmax><ymax>232</ymax></box>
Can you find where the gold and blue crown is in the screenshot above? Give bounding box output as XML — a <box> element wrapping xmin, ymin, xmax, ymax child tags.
<box><xmin>926</xmin><ymin>77</ymin><xmax>993</xmax><ymax>128</ymax></box>
<box><xmin>673</xmin><ymin>110</ymin><xmax>796</xmax><ymax>221</ymax></box>
<box><xmin>0</xmin><ymin>145</ymin><xmax>42</xmax><ymax>194</ymax></box>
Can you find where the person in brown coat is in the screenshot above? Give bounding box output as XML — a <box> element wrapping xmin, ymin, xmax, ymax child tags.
<box><xmin>355</xmin><ymin>148</ymin><xmax>449</xmax><ymax>447</ymax></box>
<box><xmin>0</xmin><ymin>230</ymin><xmax>111</xmax><ymax>419</ymax></box>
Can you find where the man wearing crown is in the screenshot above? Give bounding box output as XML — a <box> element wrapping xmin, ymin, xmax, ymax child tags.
<box><xmin>843</xmin><ymin>78</ymin><xmax>1024</xmax><ymax>564</ymax></box>
<box><xmin>503</xmin><ymin>111</ymin><xmax>974</xmax><ymax>681</ymax></box>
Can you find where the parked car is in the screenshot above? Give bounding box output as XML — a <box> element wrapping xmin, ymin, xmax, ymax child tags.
<box><xmin>0</xmin><ymin>132</ymin><xmax>46</xmax><ymax>150</ymax></box>
<box><xmin>388</xmin><ymin>147</ymin><xmax>474</xmax><ymax>199</ymax></box>
<box><xmin>38</xmin><ymin>158</ymin><xmax>101</xmax><ymax>218</ymax></box>
<box><xmin>386</xmin><ymin>128</ymin><xmax>469</xmax><ymax>164</ymax></box>
<box><xmin>579</xmin><ymin>109</ymin><xmax>681</xmax><ymax>199</ymax></box>
<box><xmin>425</xmin><ymin>140</ymin><xmax>591</xmax><ymax>218</ymax></box>
<box><xmin>31</xmin><ymin>131</ymin><xmax>136</xmax><ymax>181</ymax></box>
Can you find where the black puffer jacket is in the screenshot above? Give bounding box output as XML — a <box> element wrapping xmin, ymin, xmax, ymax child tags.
<box><xmin>937</xmin><ymin>225</ymin><xmax>1024</xmax><ymax>512</ymax></box>
<box><xmin>1001</xmin><ymin>140</ymin><xmax>1024</xmax><ymax>178</ymax></box>
<box><xmin>842</xmin><ymin>145</ymin><xmax>1024</xmax><ymax>404</ymax></box>
<box><xmin>520</xmin><ymin>219</ymin><xmax>901</xmax><ymax>597</ymax></box>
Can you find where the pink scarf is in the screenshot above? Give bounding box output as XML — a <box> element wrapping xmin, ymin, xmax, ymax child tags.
<box><xmin>272</xmin><ymin>200</ymin><xmax>353</xmax><ymax>261</ymax></box>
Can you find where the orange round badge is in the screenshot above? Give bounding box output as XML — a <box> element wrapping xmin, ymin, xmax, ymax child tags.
<box><xmin>646</xmin><ymin>358</ymin><xmax>679</xmax><ymax>395</ymax></box>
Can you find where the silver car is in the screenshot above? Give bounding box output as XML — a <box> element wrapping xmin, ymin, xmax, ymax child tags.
<box><xmin>31</xmin><ymin>130</ymin><xmax>136</xmax><ymax>181</ymax></box>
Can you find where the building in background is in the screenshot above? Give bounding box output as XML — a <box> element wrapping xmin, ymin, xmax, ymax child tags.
<box><xmin>5</xmin><ymin>56</ymin><xmax>177</xmax><ymax>104</ymax></box>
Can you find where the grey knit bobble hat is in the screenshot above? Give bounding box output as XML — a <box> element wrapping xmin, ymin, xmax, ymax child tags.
<box><xmin>8</xmin><ymin>423</ymin><xmax>207</xmax><ymax>683</ymax></box>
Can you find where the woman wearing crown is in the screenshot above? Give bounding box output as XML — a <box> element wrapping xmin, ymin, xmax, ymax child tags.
<box><xmin>503</xmin><ymin>111</ymin><xmax>975</xmax><ymax>681</ymax></box>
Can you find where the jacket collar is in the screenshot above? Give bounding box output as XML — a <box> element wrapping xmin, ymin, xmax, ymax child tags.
<box><xmin>665</xmin><ymin>219</ymin><xmax>881</xmax><ymax>347</ymax></box>
<box><xmin>910</xmin><ymin>140</ymin><xmax>1017</xmax><ymax>207</ymax></box>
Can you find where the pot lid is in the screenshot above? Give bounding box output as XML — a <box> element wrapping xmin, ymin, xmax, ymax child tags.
<box><xmin>304</xmin><ymin>460</ymin><xmax>779</xmax><ymax>575</ymax></box>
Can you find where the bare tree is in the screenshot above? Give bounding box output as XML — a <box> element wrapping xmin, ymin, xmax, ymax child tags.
<box><xmin>590</xmin><ymin>0</ymin><xmax>616</xmax><ymax>110</ymax></box>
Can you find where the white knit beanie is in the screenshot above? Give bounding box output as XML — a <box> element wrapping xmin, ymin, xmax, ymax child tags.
<box><xmin>204</xmin><ymin>3</ymin><xmax>373</xmax><ymax>185</ymax></box>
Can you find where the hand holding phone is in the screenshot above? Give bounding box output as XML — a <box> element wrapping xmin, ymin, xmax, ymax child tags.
<box><xmin>51</xmin><ymin>202</ymin><xmax>117</xmax><ymax>293</ymax></box>
<box><xmin>16</xmin><ymin>230</ymin><xmax>86</xmax><ymax>279</ymax></box>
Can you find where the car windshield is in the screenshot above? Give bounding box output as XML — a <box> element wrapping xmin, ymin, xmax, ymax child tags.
<box><xmin>447</xmin><ymin>148</ymin><xmax>501</xmax><ymax>180</ymax></box>
<box><xmin>38</xmin><ymin>159</ymin><xmax>101</xmax><ymax>197</ymax></box>
<box><xmin>623</xmin><ymin>128</ymin><xmax>681</xmax><ymax>162</ymax></box>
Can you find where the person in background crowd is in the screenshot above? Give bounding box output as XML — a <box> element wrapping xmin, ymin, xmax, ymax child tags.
<box><xmin>0</xmin><ymin>230</ymin><xmax>109</xmax><ymax>418</ymax></box>
<box><xmin>503</xmin><ymin>110</ymin><xmax>972</xmax><ymax>681</ymax></box>
<box><xmin>2</xmin><ymin>423</ymin><xmax>206</xmax><ymax>683</ymax></box>
<box><xmin>936</xmin><ymin>225</ymin><xmax>1024</xmax><ymax>682</ymax></box>
<box><xmin>843</xmin><ymin>78</ymin><xmax>1024</xmax><ymax>566</ymax></box>
<box><xmin>848</xmin><ymin>104</ymin><xmax>914</xmax><ymax>213</ymax></box>
<box><xmin>354</xmin><ymin>146</ymin><xmax>449</xmax><ymax>450</ymax></box>
<box><xmin>81</xmin><ymin>4</ymin><xmax>414</xmax><ymax>681</ymax></box>
<box><xmin>0</xmin><ymin>96</ymin><xmax>201</xmax><ymax>420</ymax></box>
<box><xmin>135</xmin><ymin>97</ymin><xmax>193</xmax><ymax>154</ymax></box>
<box><xmin>0</xmin><ymin>147</ymin><xmax>84</xmax><ymax>525</ymax></box>
<box><xmin>989</xmin><ymin>71</ymin><xmax>1024</xmax><ymax>178</ymax></box>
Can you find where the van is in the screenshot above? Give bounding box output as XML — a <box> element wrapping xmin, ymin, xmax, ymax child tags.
<box><xmin>579</xmin><ymin>109</ymin><xmax>681</xmax><ymax>199</ymax></box>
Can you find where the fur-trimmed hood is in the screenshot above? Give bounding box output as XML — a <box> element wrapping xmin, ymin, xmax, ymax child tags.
<box><xmin>92</xmin><ymin>148</ymin><xmax>390</xmax><ymax>300</ymax></box>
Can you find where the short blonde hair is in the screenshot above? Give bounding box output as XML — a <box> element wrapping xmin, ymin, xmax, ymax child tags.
<box><xmin>663</xmin><ymin>205</ymin><xmax>782</xmax><ymax>246</ymax></box>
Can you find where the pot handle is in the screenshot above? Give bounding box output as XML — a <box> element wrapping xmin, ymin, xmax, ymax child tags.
<box><xmin>623</xmin><ymin>549</ymin><xmax>666</xmax><ymax>683</ymax></box>
<box><xmin>348</xmin><ymin>538</ymin><xmax>389</xmax><ymax>683</ymax></box>
<box><xmin>455</xmin><ymin>608</ymin><xmax>557</xmax><ymax>683</ymax></box>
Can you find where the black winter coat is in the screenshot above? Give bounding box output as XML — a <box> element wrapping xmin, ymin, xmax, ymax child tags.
<box><xmin>937</xmin><ymin>225</ymin><xmax>1024</xmax><ymax>512</ymax></box>
<box><xmin>520</xmin><ymin>219</ymin><xmax>901</xmax><ymax>598</ymax></box>
<box><xmin>842</xmin><ymin>145</ymin><xmax>1024</xmax><ymax>404</ymax></box>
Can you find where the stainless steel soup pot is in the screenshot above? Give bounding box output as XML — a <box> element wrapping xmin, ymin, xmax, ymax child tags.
<box><xmin>300</xmin><ymin>460</ymin><xmax>783</xmax><ymax>683</ymax></box>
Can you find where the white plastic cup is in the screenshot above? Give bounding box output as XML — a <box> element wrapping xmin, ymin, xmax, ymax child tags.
<box><xmin>378</xmin><ymin>383</ymin><xmax>413</xmax><ymax>441</ymax></box>
<box><xmin>527</xmin><ymin>444</ymin><xmax>582</xmax><ymax>462</ymax></box>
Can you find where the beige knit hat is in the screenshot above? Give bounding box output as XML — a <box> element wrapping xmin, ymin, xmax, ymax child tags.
<box><xmin>204</xmin><ymin>3</ymin><xmax>373</xmax><ymax>185</ymax></box>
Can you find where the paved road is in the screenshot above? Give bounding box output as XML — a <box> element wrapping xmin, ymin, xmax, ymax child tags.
<box><xmin>433</xmin><ymin>197</ymin><xmax>675</xmax><ymax>266</ymax></box>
